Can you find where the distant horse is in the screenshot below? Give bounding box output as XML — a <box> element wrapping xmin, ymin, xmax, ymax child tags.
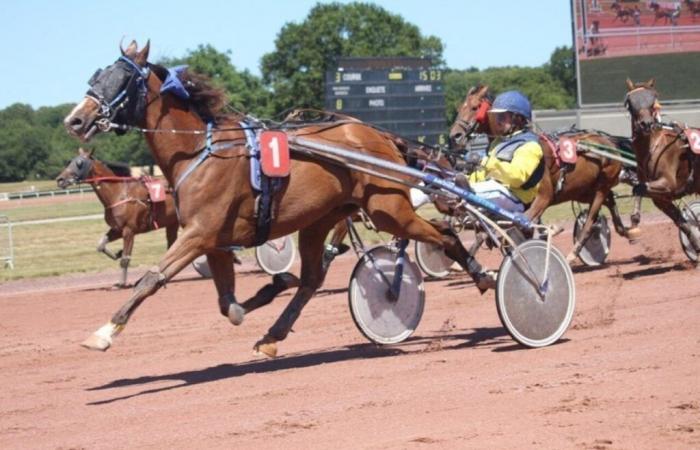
<box><xmin>650</xmin><ymin>2</ymin><xmax>680</xmax><ymax>25</ymax></box>
<box><xmin>611</xmin><ymin>2</ymin><xmax>634</xmax><ymax>22</ymax></box>
<box><xmin>449</xmin><ymin>85</ymin><xmax>641</xmax><ymax>262</ymax></box>
<box><xmin>624</xmin><ymin>78</ymin><xmax>700</xmax><ymax>254</ymax></box>
<box><xmin>56</xmin><ymin>148</ymin><xmax>179</xmax><ymax>287</ymax></box>
<box><xmin>685</xmin><ymin>0</ymin><xmax>700</xmax><ymax>19</ymax></box>
<box><xmin>63</xmin><ymin>41</ymin><xmax>486</xmax><ymax>357</ymax></box>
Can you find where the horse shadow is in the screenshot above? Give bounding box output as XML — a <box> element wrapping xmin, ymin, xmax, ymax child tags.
<box><xmin>86</xmin><ymin>326</ymin><xmax>511</xmax><ymax>405</ymax></box>
<box><xmin>620</xmin><ymin>262</ymin><xmax>689</xmax><ymax>280</ymax></box>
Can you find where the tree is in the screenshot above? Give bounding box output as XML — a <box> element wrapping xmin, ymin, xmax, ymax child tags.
<box><xmin>545</xmin><ymin>46</ymin><xmax>577</xmax><ymax>101</ymax></box>
<box><xmin>261</xmin><ymin>2</ymin><xmax>445</xmax><ymax>114</ymax></box>
<box><xmin>159</xmin><ymin>45</ymin><xmax>272</xmax><ymax>117</ymax></box>
<box><xmin>444</xmin><ymin>66</ymin><xmax>575</xmax><ymax>123</ymax></box>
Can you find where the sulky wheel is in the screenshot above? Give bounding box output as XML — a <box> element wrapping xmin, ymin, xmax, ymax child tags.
<box><xmin>496</xmin><ymin>239</ymin><xmax>576</xmax><ymax>348</ymax></box>
<box><xmin>679</xmin><ymin>200</ymin><xmax>700</xmax><ymax>262</ymax></box>
<box><xmin>414</xmin><ymin>241</ymin><xmax>452</xmax><ymax>278</ymax></box>
<box><xmin>574</xmin><ymin>211</ymin><xmax>611</xmax><ymax>267</ymax></box>
<box><xmin>255</xmin><ymin>235</ymin><xmax>296</xmax><ymax>275</ymax></box>
<box><xmin>348</xmin><ymin>245</ymin><xmax>424</xmax><ymax>345</ymax></box>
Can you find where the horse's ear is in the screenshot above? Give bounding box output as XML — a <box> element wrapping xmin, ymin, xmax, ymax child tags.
<box><xmin>478</xmin><ymin>85</ymin><xmax>489</xmax><ymax>96</ymax></box>
<box><xmin>124</xmin><ymin>40</ymin><xmax>138</xmax><ymax>58</ymax></box>
<box><xmin>78</xmin><ymin>147</ymin><xmax>87</xmax><ymax>156</ymax></box>
<box><xmin>646</xmin><ymin>78</ymin><xmax>656</xmax><ymax>89</ymax></box>
<box><xmin>625</xmin><ymin>78</ymin><xmax>635</xmax><ymax>91</ymax></box>
<box><xmin>134</xmin><ymin>40</ymin><xmax>150</xmax><ymax>66</ymax></box>
<box><xmin>88</xmin><ymin>148</ymin><xmax>95</xmax><ymax>157</ymax></box>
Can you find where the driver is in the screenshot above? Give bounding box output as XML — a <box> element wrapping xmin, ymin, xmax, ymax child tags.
<box><xmin>464</xmin><ymin>90</ymin><xmax>544</xmax><ymax>213</ymax></box>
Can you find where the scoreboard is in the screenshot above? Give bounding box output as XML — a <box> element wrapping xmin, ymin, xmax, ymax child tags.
<box><xmin>324</xmin><ymin>58</ymin><xmax>446</xmax><ymax>146</ymax></box>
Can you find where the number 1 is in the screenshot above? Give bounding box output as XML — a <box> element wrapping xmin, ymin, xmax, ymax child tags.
<box><xmin>270</xmin><ymin>137</ymin><xmax>280</xmax><ymax>168</ymax></box>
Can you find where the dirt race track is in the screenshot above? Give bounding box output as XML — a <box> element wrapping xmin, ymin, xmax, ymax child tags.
<box><xmin>1</xmin><ymin>219</ymin><xmax>699</xmax><ymax>449</ymax></box>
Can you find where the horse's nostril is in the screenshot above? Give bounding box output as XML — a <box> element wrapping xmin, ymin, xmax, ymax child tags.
<box><xmin>65</xmin><ymin>116</ymin><xmax>84</xmax><ymax>131</ymax></box>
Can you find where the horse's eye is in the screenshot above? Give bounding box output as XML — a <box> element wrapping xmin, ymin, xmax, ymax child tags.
<box><xmin>471</xmin><ymin>106</ymin><xmax>478</xmax><ymax>112</ymax></box>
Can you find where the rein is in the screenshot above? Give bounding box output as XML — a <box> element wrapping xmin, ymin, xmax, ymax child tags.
<box><xmin>83</xmin><ymin>175</ymin><xmax>143</xmax><ymax>183</ymax></box>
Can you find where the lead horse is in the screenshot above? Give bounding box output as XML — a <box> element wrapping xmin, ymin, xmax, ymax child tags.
<box><xmin>449</xmin><ymin>85</ymin><xmax>641</xmax><ymax>263</ymax></box>
<box><xmin>64</xmin><ymin>41</ymin><xmax>488</xmax><ymax>357</ymax></box>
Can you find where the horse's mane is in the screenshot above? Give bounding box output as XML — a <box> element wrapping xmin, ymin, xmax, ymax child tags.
<box><xmin>150</xmin><ymin>64</ymin><xmax>243</xmax><ymax>122</ymax></box>
<box><xmin>103</xmin><ymin>160</ymin><xmax>132</xmax><ymax>177</ymax></box>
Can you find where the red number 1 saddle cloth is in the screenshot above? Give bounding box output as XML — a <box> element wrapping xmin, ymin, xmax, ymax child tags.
<box><xmin>260</xmin><ymin>131</ymin><xmax>291</xmax><ymax>177</ymax></box>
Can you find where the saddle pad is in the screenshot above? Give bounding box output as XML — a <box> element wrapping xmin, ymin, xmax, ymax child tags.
<box><xmin>684</xmin><ymin>128</ymin><xmax>700</xmax><ymax>155</ymax></box>
<box><xmin>260</xmin><ymin>131</ymin><xmax>291</xmax><ymax>177</ymax></box>
<box><xmin>557</xmin><ymin>137</ymin><xmax>578</xmax><ymax>164</ymax></box>
<box><xmin>145</xmin><ymin>179</ymin><xmax>167</xmax><ymax>202</ymax></box>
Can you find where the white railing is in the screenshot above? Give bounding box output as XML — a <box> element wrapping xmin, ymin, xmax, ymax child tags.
<box><xmin>0</xmin><ymin>186</ymin><xmax>93</xmax><ymax>201</ymax></box>
<box><xmin>0</xmin><ymin>215</ymin><xmax>14</xmax><ymax>269</ymax></box>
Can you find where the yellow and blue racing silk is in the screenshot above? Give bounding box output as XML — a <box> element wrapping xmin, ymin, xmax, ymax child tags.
<box><xmin>469</xmin><ymin>130</ymin><xmax>544</xmax><ymax>205</ymax></box>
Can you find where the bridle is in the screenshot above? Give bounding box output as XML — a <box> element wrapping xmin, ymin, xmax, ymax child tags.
<box><xmin>624</xmin><ymin>86</ymin><xmax>662</xmax><ymax>136</ymax></box>
<box><xmin>65</xmin><ymin>154</ymin><xmax>95</xmax><ymax>185</ymax></box>
<box><xmin>84</xmin><ymin>56</ymin><xmax>150</xmax><ymax>135</ymax></box>
<box><xmin>452</xmin><ymin>97</ymin><xmax>492</xmax><ymax>144</ymax></box>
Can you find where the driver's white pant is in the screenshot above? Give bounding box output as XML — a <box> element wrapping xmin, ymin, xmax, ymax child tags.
<box><xmin>471</xmin><ymin>179</ymin><xmax>525</xmax><ymax>213</ymax></box>
<box><xmin>410</xmin><ymin>185</ymin><xmax>431</xmax><ymax>209</ymax></box>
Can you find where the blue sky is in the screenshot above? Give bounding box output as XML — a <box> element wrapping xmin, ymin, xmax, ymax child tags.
<box><xmin>2</xmin><ymin>0</ymin><xmax>572</xmax><ymax>108</ymax></box>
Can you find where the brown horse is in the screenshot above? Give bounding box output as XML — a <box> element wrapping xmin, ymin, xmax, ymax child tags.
<box><xmin>650</xmin><ymin>2</ymin><xmax>680</xmax><ymax>25</ymax></box>
<box><xmin>624</xmin><ymin>78</ymin><xmax>700</xmax><ymax>253</ymax></box>
<box><xmin>63</xmin><ymin>41</ymin><xmax>488</xmax><ymax>357</ymax></box>
<box><xmin>612</xmin><ymin>2</ymin><xmax>634</xmax><ymax>22</ymax></box>
<box><xmin>449</xmin><ymin>85</ymin><xmax>641</xmax><ymax>263</ymax></box>
<box><xmin>56</xmin><ymin>148</ymin><xmax>179</xmax><ymax>287</ymax></box>
<box><xmin>284</xmin><ymin>110</ymin><xmax>460</xmax><ymax>268</ymax></box>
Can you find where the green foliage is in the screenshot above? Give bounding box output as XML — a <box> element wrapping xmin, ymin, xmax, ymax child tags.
<box><xmin>545</xmin><ymin>46</ymin><xmax>577</xmax><ymax>100</ymax></box>
<box><xmin>159</xmin><ymin>45</ymin><xmax>272</xmax><ymax>116</ymax></box>
<box><xmin>444</xmin><ymin>66</ymin><xmax>575</xmax><ymax>123</ymax></box>
<box><xmin>261</xmin><ymin>2</ymin><xmax>445</xmax><ymax>114</ymax></box>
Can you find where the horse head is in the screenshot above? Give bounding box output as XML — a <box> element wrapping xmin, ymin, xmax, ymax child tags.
<box><xmin>64</xmin><ymin>40</ymin><xmax>151</xmax><ymax>142</ymax></box>
<box><xmin>449</xmin><ymin>84</ymin><xmax>492</xmax><ymax>149</ymax></box>
<box><xmin>624</xmin><ymin>78</ymin><xmax>661</xmax><ymax>136</ymax></box>
<box><xmin>56</xmin><ymin>148</ymin><xmax>96</xmax><ymax>188</ymax></box>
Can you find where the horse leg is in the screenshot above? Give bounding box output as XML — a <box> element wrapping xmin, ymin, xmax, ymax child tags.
<box><xmin>165</xmin><ymin>223</ymin><xmax>178</xmax><ymax>249</ymax></box>
<box><xmin>567</xmin><ymin>186</ymin><xmax>608</xmax><ymax>263</ymax></box>
<box><xmin>365</xmin><ymin>193</ymin><xmax>493</xmax><ymax>291</ymax></box>
<box><xmin>604</xmin><ymin>191</ymin><xmax>641</xmax><ymax>240</ymax></box>
<box><xmin>322</xmin><ymin>219</ymin><xmax>351</xmax><ymax>272</ymax></box>
<box><xmin>652</xmin><ymin>197</ymin><xmax>700</xmax><ymax>252</ymax></box>
<box><xmin>253</xmin><ymin>210</ymin><xmax>350</xmax><ymax>358</ymax></box>
<box><xmin>97</xmin><ymin>228</ymin><xmax>122</xmax><ymax>260</ymax></box>
<box><xmin>116</xmin><ymin>229</ymin><xmax>135</xmax><ymax>288</ymax></box>
<box><xmin>205</xmin><ymin>249</ymin><xmax>246</xmax><ymax>326</ymax></box>
<box><xmin>81</xmin><ymin>227</ymin><xmax>212</xmax><ymax>351</ymax></box>
<box><xmin>631</xmin><ymin>195</ymin><xmax>643</xmax><ymax>229</ymax></box>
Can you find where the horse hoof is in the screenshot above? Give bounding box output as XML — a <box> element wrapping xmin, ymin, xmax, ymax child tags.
<box><xmin>81</xmin><ymin>333</ymin><xmax>111</xmax><ymax>351</ymax></box>
<box><xmin>626</xmin><ymin>227</ymin><xmax>642</xmax><ymax>241</ymax></box>
<box><xmin>565</xmin><ymin>253</ymin><xmax>577</xmax><ymax>264</ymax></box>
<box><xmin>227</xmin><ymin>302</ymin><xmax>245</xmax><ymax>326</ymax></box>
<box><xmin>253</xmin><ymin>336</ymin><xmax>278</xmax><ymax>358</ymax></box>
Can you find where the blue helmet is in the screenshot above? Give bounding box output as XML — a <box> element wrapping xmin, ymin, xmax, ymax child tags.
<box><xmin>490</xmin><ymin>91</ymin><xmax>532</xmax><ymax>121</ymax></box>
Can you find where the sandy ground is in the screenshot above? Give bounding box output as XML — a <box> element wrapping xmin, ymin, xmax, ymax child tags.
<box><xmin>0</xmin><ymin>220</ymin><xmax>699</xmax><ymax>449</ymax></box>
